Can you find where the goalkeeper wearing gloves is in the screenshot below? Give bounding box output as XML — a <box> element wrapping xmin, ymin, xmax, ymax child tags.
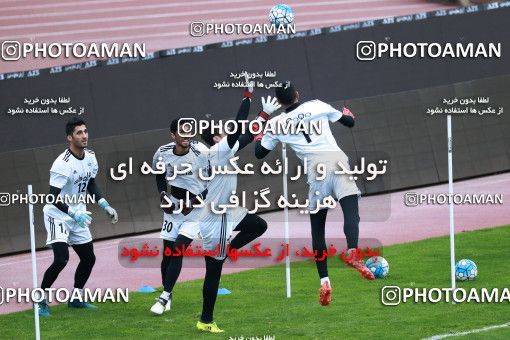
<box><xmin>38</xmin><ymin>117</ymin><xmax>118</xmax><ymax>316</ymax></box>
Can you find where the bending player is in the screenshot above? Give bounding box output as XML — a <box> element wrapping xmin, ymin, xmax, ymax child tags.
<box><xmin>38</xmin><ymin>117</ymin><xmax>119</xmax><ymax>316</ymax></box>
<box><xmin>254</xmin><ymin>83</ymin><xmax>374</xmax><ymax>307</ymax></box>
<box><xmin>151</xmin><ymin>118</ymin><xmax>210</xmax><ymax>314</ymax></box>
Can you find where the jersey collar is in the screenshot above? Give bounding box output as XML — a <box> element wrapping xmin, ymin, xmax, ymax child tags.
<box><xmin>68</xmin><ymin>148</ymin><xmax>85</xmax><ymax>160</ymax></box>
<box><xmin>173</xmin><ymin>147</ymin><xmax>189</xmax><ymax>157</ymax></box>
<box><xmin>285</xmin><ymin>102</ymin><xmax>301</xmax><ymax>113</ymax></box>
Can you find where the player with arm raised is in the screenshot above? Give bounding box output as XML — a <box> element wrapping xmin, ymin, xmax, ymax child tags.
<box><xmin>38</xmin><ymin>117</ymin><xmax>118</xmax><ymax>316</ymax></box>
<box><xmin>254</xmin><ymin>82</ymin><xmax>374</xmax><ymax>307</ymax></box>
<box><xmin>194</xmin><ymin>78</ymin><xmax>268</xmax><ymax>333</ymax></box>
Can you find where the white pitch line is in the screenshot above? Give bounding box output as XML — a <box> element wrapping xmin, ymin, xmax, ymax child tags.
<box><xmin>423</xmin><ymin>322</ymin><xmax>510</xmax><ymax>340</ymax></box>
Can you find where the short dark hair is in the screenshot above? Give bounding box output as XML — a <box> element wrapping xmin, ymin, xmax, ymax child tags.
<box><xmin>66</xmin><ymin>117</ymin><xmax>86</xmax><ymax>136</ymax></box>
<box><xmin>200</xmin><ymin>121</ymin><xmax>218</xmax><ymax>146</ymax></box>
<box><xmin>170</xmin><ymin>119</ymin><xmax>179</xmax><ymax>134</ymax></box>
<box><xmin>275</xmin><ymin>82</ymin><xmax>297</xmax><ymax>105</ymax></box>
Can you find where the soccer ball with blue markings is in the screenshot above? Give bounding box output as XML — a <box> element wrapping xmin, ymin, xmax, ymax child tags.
<box><xmin>269</xmin><ymin>4</ymin><xmax>294</xmax><ymax>27</ymax></box>
<box><xmin>455</xmin><ymin>259</ymin><xmax>477</xmax><ymax>281</ymax></box>
<box><xmin>365</xmin><ymin>256</ymin><xmax>389</xmax><ymax>278</ymax></box>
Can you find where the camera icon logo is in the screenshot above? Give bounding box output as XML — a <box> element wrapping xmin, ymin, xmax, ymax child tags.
<box><xmin>177</xmin><ymin>118</ymin><xmax>197</xmax><ymax>138</ymax></box>
<box><xmin>356</xmin><ymin>41</ymin><xmax>377</xmax><ymax>61</ymax></box>
<box><xmin>381</xmin><ymin>286</ymin><xmax>401</xmax><ymax>306</ymax></box>
<box><xmin>0</xmin><ymin>193</ymin><xmax>11</xmax><ymax>206</ymax></box>
<box><xmin>190</xmin><ymin>22</ymin><xmax>206</xmax><ymax>37</ymax></box>
<box><xmin>404</xmin><ymin>192</ymin><xmax>419</xmax><ymax>207</ymax></box>
<box><xmin>1</xmin><ymin>41</ymin><xmax>21</xmax><ymax>61</ymax></box>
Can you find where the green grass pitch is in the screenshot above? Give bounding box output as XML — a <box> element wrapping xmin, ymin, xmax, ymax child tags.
<box><xmin>1</xmin><ymin>225</ymin><xmax>509</xmax><ymax>339</ymax></box>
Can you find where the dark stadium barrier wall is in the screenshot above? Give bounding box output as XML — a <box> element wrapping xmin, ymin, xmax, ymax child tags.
<box><xmin>1</xmin><ymin>74</ymin><xmax>509</xmax><ymax>255</ymax></box>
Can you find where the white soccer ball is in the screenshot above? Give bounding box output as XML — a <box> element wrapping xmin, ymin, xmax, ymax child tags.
<box><xmin>455</xmin><ymin>259</ymin><xmax>478</xmax><ymax>281</ymax></box>
<box><xmin>269</xmin><ymin>4</ymin><xmax>294</xmax><ymax>27</ymax></box>
<box><xmin>365</xmin><ymin>256</ymin><xmax>389</xmax><ymax>278</ymax></box>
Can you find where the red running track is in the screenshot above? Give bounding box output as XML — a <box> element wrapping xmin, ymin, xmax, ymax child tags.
<box><xmin>0</xmin><ymin>172</ymin><xmax>508</xmax><ymax>314</ymax></box>
<box><xmin>0</xmin><ymin>0</ymin><xmax>458</xmax><ymax>73</ymax></box>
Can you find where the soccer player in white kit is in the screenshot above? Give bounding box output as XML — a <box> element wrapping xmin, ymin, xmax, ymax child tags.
<box><xmin>150</xmin><ymin>118</ymin><xmax>210</xmax><ymax>314</ymax></box>
<box><xmin>38</xmin><ymin>118</ymin><xmax>119</xmax><ymax>316</ymax></box>
<box><xmin>151</xmin><ymin>85</ymin><xmax>268</xmax><ymax>334</ymax></box>
<box><xmin>194</xmin><ymin>83</ymin><xmax>268</xmax><ymax>333</ymax></box>
<box><xmin>254</xmin><ymin>83</ymin><xmax>374</xmax><ymax>307</ymax></box>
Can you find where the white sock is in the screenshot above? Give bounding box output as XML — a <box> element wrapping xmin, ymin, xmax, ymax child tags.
<box><xmin>160</xmin><ymin>291</ymin><xmax>171</xmax><ymax>301</ymax></box>
<box><xmin>320</xmin><ymin>277</ymin><xmax>330</xmax><ymax>286</ymax></box>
